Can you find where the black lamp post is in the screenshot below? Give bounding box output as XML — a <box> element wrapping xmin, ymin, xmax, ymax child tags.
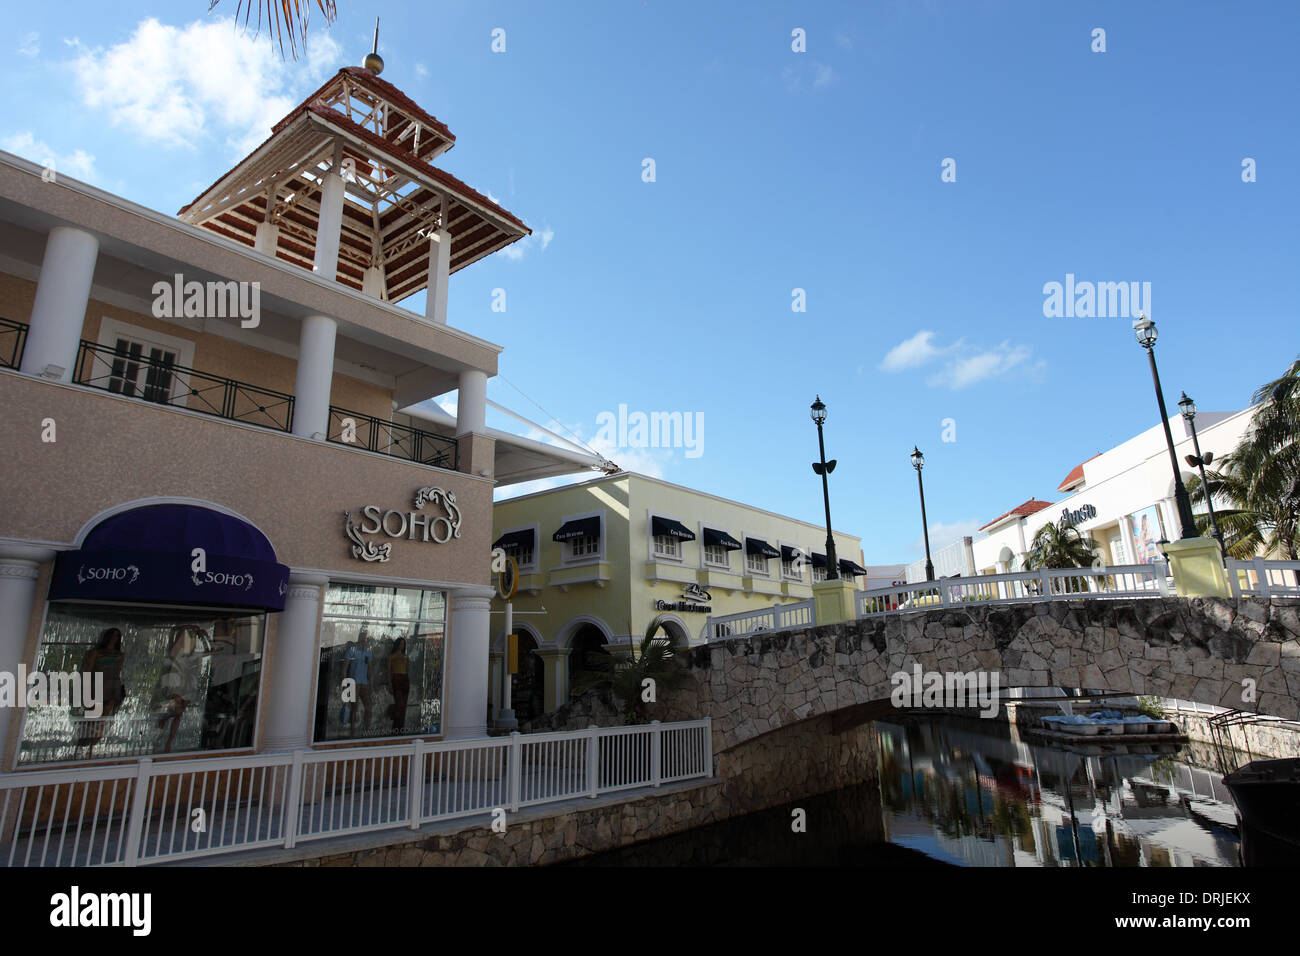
<box><xmin>1133</xmin><ymin>316</ymin><xmax>1198</xmax><ymax>540</ymax></box>
<box><xmin>911</xmin><ymin>446</ymin><xmax>935</xmax><ymax>581</ymax></box>
<box><xmin>810</xmin><ymin>396</ymin><xmax>839</xmax><ymax>580</ymax></box>
<box><xmin>1178</xmin><ymin>392</ymin><xmax>1227</xmax><ymax>561</ymax></box>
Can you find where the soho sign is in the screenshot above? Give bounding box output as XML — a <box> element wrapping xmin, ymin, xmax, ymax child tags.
<box><xmin>1062</xmin><ymin>503</ymin><xmax>1097</xmax><ymax>525</ymax></box>
<box><xmin>344</xmin><ymin>486</ymin><xmax>463</xmax><ymax>563</ymax></box>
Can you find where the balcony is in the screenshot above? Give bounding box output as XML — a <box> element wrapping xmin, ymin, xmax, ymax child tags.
<box><xmin>0</xmin><ymin>322</ymin><xmax>459</xmax><ymax>471</ymax></box>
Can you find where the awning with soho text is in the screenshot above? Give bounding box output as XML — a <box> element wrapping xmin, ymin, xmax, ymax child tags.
<box><xmin>552</xmin><ymin>516</ymin><xmax>601</xmax><ymax>542</ymax></box>
<box><xmin>651</xmin><ymin>516</ymin><xmax>696</xmax><ymax>541</ymax></box>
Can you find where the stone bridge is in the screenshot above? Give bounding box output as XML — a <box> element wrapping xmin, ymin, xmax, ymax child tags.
<box><xmin>667</xmin><ymin>596</ymin><xmax>1300</xmax><ymax>753</ymax></box>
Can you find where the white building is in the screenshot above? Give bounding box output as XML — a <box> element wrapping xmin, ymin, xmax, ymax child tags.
<box><xmin>971</xmin><ymin>408</ymin><xmax>1256</xmax><ymax>574</ymax></box>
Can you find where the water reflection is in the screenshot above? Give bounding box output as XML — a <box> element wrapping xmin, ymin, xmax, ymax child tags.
<box><xmin>880</xmin><ymin>717</ymin><xmax>1241</xmax><ymax>867</ymax></box>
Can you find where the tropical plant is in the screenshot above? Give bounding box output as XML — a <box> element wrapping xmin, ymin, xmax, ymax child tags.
<box><xmin>1186</xmin><ymin>357</ymin><xmax>1300</xmax><ymax>569</ymax></box>
<box><xmin>1137</xmin><ymin>696</ymin><xmax>1165</xmax><ymax>719</ymax></box>
<box><xmin>208</xmin><ymin>0</ymin><xmax>337</xmax><ymax>59</ymax></box>
<box><xmin>576</xmin><ymin>616</ymin><xmax>687</xmax><ymax>724</ymax></box>
<box><xmin>1023</xmin><ymin>518</ymin><xmax>1100</xmax><ymax>591</ymax></box>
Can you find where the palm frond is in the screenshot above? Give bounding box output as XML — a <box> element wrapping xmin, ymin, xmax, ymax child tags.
<box><xmin>210</xmin><ymin>0</ymin><xmax>338</xmax><ymax>60</ymax></box>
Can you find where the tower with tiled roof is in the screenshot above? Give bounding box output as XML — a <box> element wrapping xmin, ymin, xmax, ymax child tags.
<box><xmin>178</xmin><ymin>58</ymin><xmax>528</xmax><ymax>321</ymax></box>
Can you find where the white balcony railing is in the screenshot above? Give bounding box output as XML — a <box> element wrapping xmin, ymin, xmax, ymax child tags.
<box><xmin>1228</xmin><ymin>558</ymin><xmax>1300</xmax><ymax>598</ymax></box>
<box><xmin>0</xmin><ymin>718</ymin><xmax>713</xmax><ymax>867</ymax></box>
<box><xmin>703</xmin><ymin>599</ymin><xmax>815</xmax><ymax>641</ymax></box>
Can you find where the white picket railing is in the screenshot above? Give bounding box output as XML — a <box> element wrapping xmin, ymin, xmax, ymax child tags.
<box><xmin>703</xmin><ymin>599</ymin><xmax>815</xmax><ymax>641</ymax></box>
<box><xmin>1228</xmin><ymin>558</ymin><xmax>1300</xmax><ymax>598</ymax></box>
<box><xmin>857</xmin><ymin>563</ymin><xmax>1171</xmax><ymax>618</ymax></box>
<box><xmin>0</xmin><ymin>718</ymin><xmax>713</xmax><ymax>867</ymax></box>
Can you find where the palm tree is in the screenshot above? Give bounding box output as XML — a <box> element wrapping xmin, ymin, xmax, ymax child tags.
<box><xmin>579</xmin><ymin>617</ymin><xmax>686</xmax><ymax>724</ymax></box>
<box><xmin>208</xmin><ymin>0</ymin><xmax>337</xmax><ymax>59</ymax></box>
<box><xmin>1186</xmin><ymin>356</ymin><xmax>1300</xmax><ymax>571</ymax></box>
<box><xmin>1023</xmin><ymin>519</ymin><xmax>1099</xmax><ymax>592</ymax></box>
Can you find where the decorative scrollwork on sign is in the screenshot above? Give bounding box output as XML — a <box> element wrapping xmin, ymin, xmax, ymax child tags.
<box><xmin>344</xmin><ymin>511</ymin><xmax>392</xmax><ymax>563</ymax></box>
<box><xmin>413</xmin><ymin>486</ymin><xmax>462</xmax><ymax>544</ymax></box>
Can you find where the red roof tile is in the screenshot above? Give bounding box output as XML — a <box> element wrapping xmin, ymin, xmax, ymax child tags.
<box><xmin>978</xmin><ymin>499</ymin><xmax>1055</xmax><ymax>532</ymax></box>
<box><xmin>1056</xmin><ymin>452</ymin><xmax>1102</xmax><ymax>492</ymax></box>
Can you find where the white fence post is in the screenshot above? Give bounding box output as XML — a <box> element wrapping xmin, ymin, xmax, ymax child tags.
<box><xmin>121</xmin><ymin>758</ymin><xmax>153</xmax><ymax>867</ymax></box>
<box><xmin>408</xmin><ymin>738</ymin><xmax>425</xmax><ymax>830</ymax></box>
<box><xmin>1255</xmin><ymin>557</ymin><xmax>1271</xmax><ymax>598</ymax></box>
<box><xmin>282</xmin><ymin>749</ymin><xmax>304</xmax><ymax>849</ymax></box>
<box><xmin>1037</xmin><ymin>568</ymin><xmax>1051</xmax><ymax>601</ymax></box>
<box><xmin>508</xmin><ymin>731</ymin><xmax>522</xmax><ymax>812</ymax></box>
<box><xmin>1157</xmin><ymin>560</ymin><xmax>1171</xmax><ymax>596</ymax></box>
<box><xmin>651</xmin><ymin>720</ymin><xmax>662</xmax><ymax>788</ymax></box>
<box><xmin>586</xmin><ymin>725</ymin><xmax>599</xmax><ymax>798</ymax></box>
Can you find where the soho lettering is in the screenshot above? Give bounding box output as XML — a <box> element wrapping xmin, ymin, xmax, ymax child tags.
<box><xmin>356</xmin><ymin>505</ymin><xmax>456</xmax><ymax>544</ymax></box>
<box><xmin>1062</xmin><ymin>504</ymin><xmax>1097</xmax><ymax>525</ymax></box>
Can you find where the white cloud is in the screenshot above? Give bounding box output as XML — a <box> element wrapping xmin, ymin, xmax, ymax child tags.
<box><xmin>880</xmin><ymin>330</ymin><xmax>945</xmax><ymax>371</ymax></box>
<box><xmin>498</xmin><ymin>224</ymin><xmax>555</xmax><ymax>261</ymax></box>
<box><xmin>415</xmin><ymin>62</ymin><xmax>429</xmax><ymax>78</ymax></box>
<box><xmin>18</xmin><ymin>32</ymin><xmax>39</xmax><ymax>57</ymax></box>
<box><xmin>812</xmin><ymin>62</ymin><xmax>835</xmax><ymax>88</ymax></box>
<box><xmin>783</xmin><ymin>61</ymin><xmax>836</xmax><ymax>92</ymax></box>
<box><xmin>69</xmin><ymin>17</ymin><xmax>341</xmax><ymax>157</ymax></box>
<box><xmin>835</xmin><ymin>33</ymin><xmax>853</xmax><ymax>51</ymax></box>
<box><xmin>1</xmin><ymin>131</ymin><xmax>98</xmax><ymax>183</ymax></box>
<box><xmin>881</xmin><ymin>330</ymin><xmax>1041</xmax><ymax>390</ymax></box>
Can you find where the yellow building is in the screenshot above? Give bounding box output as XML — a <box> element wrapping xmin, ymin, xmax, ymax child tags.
<box><xmin>489</xmin><ymin>472</ymin><xmax>865</xmax><ymax>722</ymax></box>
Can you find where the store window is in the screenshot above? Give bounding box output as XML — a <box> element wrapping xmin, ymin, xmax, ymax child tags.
<box><xmin>19</xmin><ymin>603</ymin><xmax>265</xmax><ymax>765</ymax></box>
<box><xmin>704</xmin><ymin>544</ymin><xmax>729</xmax><ymax>568</ymax></box>
<box><xmin>504</xmin><ymin>541</ymin><xmax>534</xmax><ymax>568</ymax></box>
<box><xmin>569</xmin><ymin>534</ymin><xmax>600</xmax><ymax>559</ymax></box>
<box><xmin>746</xmin><ymin>551</ymin><xmax>769</xmax><ymax>575</ymax></box>
<box><xmin>813</xmin><ymin>565</ymin><xmax>828</xmax><ymax>583</ymax></box>
<box><xmin>315</xmin><ymin>583</ymin><xmax>447</xmax><ymax>743</ymax></box>
<box><xmin>653</xmin><ymin>534</ymin><xmax>681</xmax><ymax>559</ymax></box>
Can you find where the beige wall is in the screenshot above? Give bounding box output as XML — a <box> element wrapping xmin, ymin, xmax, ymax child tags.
<box><xmin>0</xmin><ymin>272</ymin><xmax>393</xmax><ymax>423</ymax></box>
<box><xmin>0</xmin><ymin>371</ymin><xmax>492</xmax><ymax>576</ymax></box>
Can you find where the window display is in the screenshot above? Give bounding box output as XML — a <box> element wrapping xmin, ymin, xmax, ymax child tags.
<box><xmin>19</xmin><ymin>604</ymin><xmax>265</xmax><ymax>765</ymax></box>
<box><xmin>315</xmin><ymin>583</ymin><xmax>446</xmax><ymax>742</ymax></box>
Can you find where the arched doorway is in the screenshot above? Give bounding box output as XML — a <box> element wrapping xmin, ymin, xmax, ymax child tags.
<box><xmin>568</xmin><ymin>623</ymin><xmax>610</xmax><ymax>699</ymax></box>
<box><xmin>509</xmin><ymin>629</ymin><xmax>545</xmax><ymax>722</ymax></box>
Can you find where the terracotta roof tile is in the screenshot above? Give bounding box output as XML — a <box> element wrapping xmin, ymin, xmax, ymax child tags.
<box><xmin>978</xmin><ymin>499</ymin><xmax>1055</xmax><ymax>532</ymax></box>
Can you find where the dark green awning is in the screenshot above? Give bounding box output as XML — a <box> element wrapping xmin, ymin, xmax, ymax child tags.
<box><xmin>651</xmin><ymin>516</ymin><xmax>696</xmax><ymax>541</ymax></box>
<box><xmin>745</xmin><ymin>537</ymin><xmax>780</xmax><ymax>559</ymax></box>
<box><xmin>702</xmin><ymin>528</ymin><xmax>742</xmax><ymax>551</ymax></box>
<box><xmin>553</xmin><ymin>516</ymin><xmax>600</xmax><ymax>542</ymax></box>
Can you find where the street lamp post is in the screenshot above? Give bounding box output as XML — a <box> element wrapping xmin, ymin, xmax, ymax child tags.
<box><xmin>1178</xmin><ymin>392</ymin><xmax>1227</xmax><ymax>562</ymax></box>
<box><xmin>810</xmin><ymin>396</ymin><xmax>839</xmax><ymax>579</ymax></box>
<box><xmin>1133</xmin><ymin>316</ymin><xmax>1198</xmax><ymax>540</ymax></box>
<box><xmin>911</xmin><ymin>446</ymin><xmax>935</xmax><ymax>581</ymax></box>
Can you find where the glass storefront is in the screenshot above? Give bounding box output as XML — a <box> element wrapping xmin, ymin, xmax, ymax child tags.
<box><xmin>19</xmin><ymin>603</ymin><xmax>266</xmax><ymax>765</ymax></box>
<box><xmin>314</xmin><ymin>583</ymin><xmax>447</xmax><ymax>743</ymax></box>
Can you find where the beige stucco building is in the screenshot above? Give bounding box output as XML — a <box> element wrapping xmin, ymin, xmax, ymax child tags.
<box><xmin>0</xmin><ymin>64</ymin><xmax>599</xmax><ymax>770</ymax></box>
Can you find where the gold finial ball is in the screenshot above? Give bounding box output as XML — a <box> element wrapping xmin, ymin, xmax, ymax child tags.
<box><xmin>363</xmin><ymin>51</ymin><xmax>384</xmax><ymax>75</ymax></box>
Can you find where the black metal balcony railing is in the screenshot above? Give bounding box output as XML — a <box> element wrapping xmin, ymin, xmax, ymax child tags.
<box><xmin>0</xmin><ymin>317</ymin><xmax>27</xmax><ymax>369</ymax></box>
<box><xmin>327</xmin><ymin>406</ymin><xmax>458</xmax><ymax>471</ymax></box>
<box><xmin>75</xmin><ymin>339</ymin><xmax>296</xmax><ymax>432</ymax></box>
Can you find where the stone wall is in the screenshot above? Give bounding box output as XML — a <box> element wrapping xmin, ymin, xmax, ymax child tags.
<box><xmin>680</xmin><ymin>596</ymin><xmax>1300</xmax><ymax>753</ymax></box>
<box><xmin>268</xmin><ymin>711</ymin><xmax>877</xmax><ymax>867</ymax></box>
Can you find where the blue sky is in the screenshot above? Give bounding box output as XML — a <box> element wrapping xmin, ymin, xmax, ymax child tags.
<box><xmin>5</xmin><ymin>0</ymin><xmax>1297</xmax><ymax>564</ymax></box>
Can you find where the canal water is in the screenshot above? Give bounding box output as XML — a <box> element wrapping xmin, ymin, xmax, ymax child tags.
<box><xmin>568</xmin><ymin>715</ymin><xmax>1248</xmax><ymax>867</ymax></box>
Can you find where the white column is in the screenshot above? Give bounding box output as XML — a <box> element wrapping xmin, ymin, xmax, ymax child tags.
<box><xmin>361</xmin><ymin>265</ymin><xmax>387</xmax><ymax>299</ymax></box>
<box><xmin>261</xmin><ymin>573</ymin><xmax>327</xmax><ymax>751</ymax></box>
<box><xmin>1119</xmin><ymin>516</ymin><xmax>1138</xmax><ymax>565</ymax></box>
<box><xmin>0</xmin><ymin>559</ymin><xmax>40</xmax><ymax>761</ymax></box>
<box><xmin>456</xmin><ymin>368</ymin><xmax>487</xmax><ymax>437</ymax></box>
<box><xmin>445</xmin><ymin>587</ymin><xmax>493</xmax><ymax>740</ymax></box>
<box><xmin>20</xmin><ymin>226</ymin><xmax>100</xmax><ymax>382</ymax></box>
<box><xmin>1015</xmin><ymin>519</ymin><xmax>1029</xmax><ymax>567</ymax></box>
<box><xmin>424</xmin><ymin>228</ymin><xmax>451</xmax><ymax>324</ymax></box>
<box><xmin>255</xmin><ymin>221</ymin><xmax>280</xmax><ymax>256</ymax></box>
<box><xmin>292</xmin><ymin>314</ymin><xmax>337</xmax><ymax>440</ymax></box>
<box><xmin>313</xmin><ymin>169</ymin><xmax>346</xmax><ymax>282</ymax></box>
